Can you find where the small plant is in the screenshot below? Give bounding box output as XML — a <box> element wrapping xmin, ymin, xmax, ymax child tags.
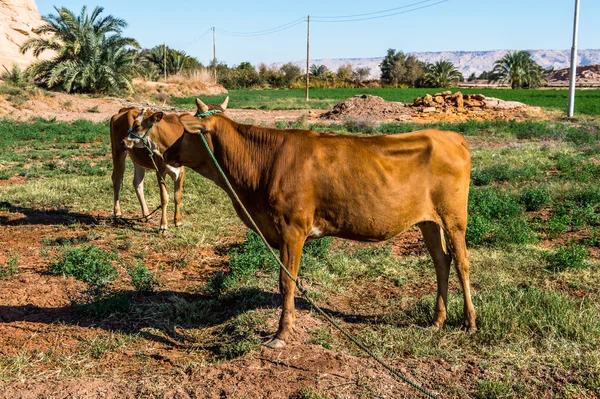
<box><xmin>0</xmin><ymin>253</ymin><xmax>19</xmax><ymax>279</ymax></box>
<box><xmin>308</xmin><ymin>328</ymin><xmax>333</xmax><ymax>349</ymax></box>
<box><xmin>471</xmin><ymin>164</ymin><xmax>539</xmax><ymax>186</ymax></box>
<box><xmin>87</xmin><ymin>105</ymin><xmax>100</xmax><ymax>113</ymax></box>
<box><xmin>63</xmin><ymin>101</ymin><xmax>74</xmax><ymax>110</ymax></box>
<box><xmin>293</xmin><ymin>387</ymin><xmax>329</xmax><ymax>399</ymax></box>
<box><xmin>208</xmin><ymin>231</ymin><xmax>278</xmax><ymax>294</ymax></box>
<box><xmin>52</xmin><ymin>245</ymin><xmax>118</xmax><ymax>298</ymax></box>
<box><xmin>519</xmin><ymin>187</ymin><xmax>552</xmax><ymax>211</ymax></box>
<box><xmin>342</xmin><ymin>117</ymin><xmax>377</xmax><ymax>134</ymax></box>
<box><xmin>1</xmin><ymin>65</ymin><xmax>27</xmax><ymax>87</ymax></box>
<box><xmin>127</xmin><ymin>261</ymin><xmax>159</xmax><ymax>293</ymax></box>
<box><xmin>547</xmin><ymin>242</ymin><xmax>588</xmax><ymax>272</ymax></box>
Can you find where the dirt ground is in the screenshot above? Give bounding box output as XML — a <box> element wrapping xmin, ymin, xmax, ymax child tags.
<box><xmin>0</xmin><ymin>92</ymin><xmax>589</xmax><ymax>398</ymax></box>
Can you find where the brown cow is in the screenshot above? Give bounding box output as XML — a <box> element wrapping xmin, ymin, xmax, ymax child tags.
<box><xmin>110</xmin><ymin>97</ymin><xmax>229</xmax><ymax>230</ymax></box>
<box><xmin>136</xmin><ymin>99</ymin><xmax>475</xmax><ymax>348</ymax></box>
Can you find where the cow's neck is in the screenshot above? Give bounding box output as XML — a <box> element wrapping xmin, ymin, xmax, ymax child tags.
<box><xmin>208</xmin><ymin>118</ymin><xmax>284</xmax><ymax>193</ymax></box>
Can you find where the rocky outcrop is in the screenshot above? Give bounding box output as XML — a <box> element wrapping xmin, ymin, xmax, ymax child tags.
<box><xmin>0</xmin><ymin>0</ymin><xmax>48</xmax><ymax>71</ymax></box>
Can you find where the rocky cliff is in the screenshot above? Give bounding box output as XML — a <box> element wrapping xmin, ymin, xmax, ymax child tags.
<box><xmin>0</xmin><ymin>0</ymin><xmax>46</xmax><ymax>70</ymax></box>
<box><xmin>273</xmin><ymin>49</ymin><xmax>600</xmax><ymax>79</ymax></box>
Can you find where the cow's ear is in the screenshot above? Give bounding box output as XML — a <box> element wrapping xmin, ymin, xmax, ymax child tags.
<box><xmin>180</xmin><ymin>114</ymin><xmax>204</xmax><ymax>134</ymax></box>
<box><xmin>195</xmin><ymin>98</ymin><xmax>209</xmax><ymax>113</ymax></box>
<box><xmin>152</xmin><ymin>112</ymin><xmax>164</xmax><ymax>123</ymax></box>
<box><xmin>221</xmin><ymin>96</ymin><xmax>229</xmax><ymax>110</ymax></box>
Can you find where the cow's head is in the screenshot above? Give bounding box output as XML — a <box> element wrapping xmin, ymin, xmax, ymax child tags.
<box><xmin>121</xmin><ymin>109</ymin><xmax>164</xmax><ymax>152</ymax></box>
<box><xmin>179</xmin><ymin>98</ymin><xmax>224</xmax><ymax>134</ymax></box>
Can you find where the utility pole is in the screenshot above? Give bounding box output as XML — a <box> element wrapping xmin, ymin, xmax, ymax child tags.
<box><xmin>567</xmin><ymin>0</ymin><xmax>581</xmax><ymax>117</ymax></box>
<box><xmin>163</xmin><ymin>42</ymin><xmax>167</xmax><ymax>81</ymax></box>
<box><xmin>305</xmin><ymin>15</ymin><xmax>310</xmax><ymax>101</ymax></box>
<box><xmin>213</xmin><ymin>27</ymin><xmax>217</xmax><ymax>83</ymax></box>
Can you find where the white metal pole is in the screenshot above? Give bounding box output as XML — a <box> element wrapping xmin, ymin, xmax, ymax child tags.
<box><xmin>567</xmin><ymin>0</ymin><xmax>581</xmax><ymax>117</ymax></box>
<box><xmin>305</xmin><ymin>15</ymin><xmax>310</xmax><ymax>101</ymax></box>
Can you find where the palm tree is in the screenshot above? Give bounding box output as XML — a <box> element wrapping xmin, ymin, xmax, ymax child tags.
<box><xmin>309</xmin><ymin>64</ymin><xmax>328</xmax><ymax>78</ymax></box>
<box><xmin>20</xmin><ymin>6</ymin><xmax>139</xmax><ymax>94</ymax></box>
<box><xmin>491</xmin><ymin>51</ymin><xmax>546</xmax><ymax>89</ymax></box>
<box><xmin>424</xmin><ymin>60</ymin><xmax>464</xmax><ymax>88</ymax></box>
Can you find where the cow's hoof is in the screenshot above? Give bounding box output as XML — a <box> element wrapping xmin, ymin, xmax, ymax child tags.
<box><xmin>430</xmin><ymin>322</ymin><xmax>443</xmax><ymax>331</ymax></box>
<box><xmin>175</xmin><ymin>222</ymin><xmax>183</xmax><ymax>227</ymax></box>
<box><xmin>160</xmin><ymin>225</ymin><xmax>168</xmax><ymax>231</ymax></box>
<box><xmin>463</xmin><ymin>325</ymin><xmax>477</xmax><ymax>334</ymax></box>
<box><xmin>265</xmin><ymin>338</ymin><xmax>286</xmax><ymax>349</ymax></box>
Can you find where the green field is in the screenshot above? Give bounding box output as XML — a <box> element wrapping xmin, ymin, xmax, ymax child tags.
<box><xmin>172</xmin><ymin>87</ymin><xmax>600</xmax><ymax>116</ymax></box>
<box><xmin>1</xmin><ymin>118</ymin><xmax>600</xmax><ymax>397</ymax></box>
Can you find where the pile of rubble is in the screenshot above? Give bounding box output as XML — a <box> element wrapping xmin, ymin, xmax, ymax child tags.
<box><xmin>318</xmin><ymin>91</ymin><xmax>542</xmax><ymax>123</ymax></box>
<box><xmin>318</xmin><ymin>94</ymin><xmax>410</xmax><ymax>121</ymax></box>
<box><xmin>411</xmin><ymin>91</ymin><xmax>532</xmax><ymax>113</ymax></box>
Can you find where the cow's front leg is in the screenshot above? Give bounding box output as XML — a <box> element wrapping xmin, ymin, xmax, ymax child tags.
<box><xmin>266</xmin><ymin>234</ymin><xmax>305</xmax><ymax>349</ymax></box>
<box><xmin>156</xmin><ymin>167</ymin><xmax>169</xmax><ymax>232</ymax></box>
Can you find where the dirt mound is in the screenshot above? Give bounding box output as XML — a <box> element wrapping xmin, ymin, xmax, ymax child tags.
<box><xmin>548</xmin><ymin>64</ymin><xmax>600</xmax><ymax>86</ymax></box>
<box><xmin>319</xmin><ymin>94</ymin><xmax>410</xmax><ymax>121</ymax></box>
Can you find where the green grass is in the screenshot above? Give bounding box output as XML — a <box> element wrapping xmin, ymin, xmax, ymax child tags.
<box><xmin>172</xmin><ymin>87</ymin><xmax>600</xmax><ymax>115</ymax></box>
<box><xmin>1</xmin><ymin>118</ymin><xmax>600</xmax><ymax>397</ymax></box>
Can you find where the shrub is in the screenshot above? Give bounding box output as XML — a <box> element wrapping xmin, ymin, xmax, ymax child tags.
<box><xmin>0</xmin><ymin>253</ymin><xmax>19</xmax><ymax>279</ymax></box>
<box><xmin>519</xmin><ymin>187</ymin><xmax>552</xmax><ymax>211</ymax></box>
<box><xmin>208</xmin><ymin>232</ymin><xmax>332</xmax><ymax>294</ymax></box>
<box><xmin>547</xmin><ymin>243</ymin><xmax>588</xmax><ymax>272</ymax></box>
<box><xmin>467</xmin><ymin>187</ymin><xmax>536</xmax><ymax>246</ymax></box>
<box><xmin>342</xmin><ymin>118</ymin><xmax>377</xmax><ymax>134</ymax></box>
<box><xmin>127</xmin><ymin>261</ymin><xmax>159</xmax><ymax>293</ymax></box>
<box><xmin>52</xmin><ymin>245</ymin><xmax>118</xmax><ymax>297</ymax></box>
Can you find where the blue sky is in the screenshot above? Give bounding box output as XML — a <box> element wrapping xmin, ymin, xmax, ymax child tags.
<box><xmin>37</xmin><ymin>0</ymin><xmax>599</xmax><ymax>66</ymax></box>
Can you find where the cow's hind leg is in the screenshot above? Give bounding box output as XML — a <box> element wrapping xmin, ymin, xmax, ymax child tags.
<box><xmin>133</xmin><ymin>163</ymin><xmax>151</xmax><ymax>218</ymax></box>
<box><xmin>418</xmin><ymin>221</ymin><xmax>452</xmax><ymax>329</ymax></box>
<box><xmin>112</xmin><ymin>150</ymin><xmax>127</xmax><ymax>217</ymax></box>
<box><xmin>447</xmin><ymin>226</ymin><xmax>477</xmax><ymax>332</ymax></box>
<box><xmin>266</xmin><ymin>232</ymin><xmax>305</xmax><ymax>349</ymax></box>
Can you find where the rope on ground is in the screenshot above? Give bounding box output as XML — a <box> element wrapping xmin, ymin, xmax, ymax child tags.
<box><xmin>198</xmin><ymin>133</ymin><xmax>439</xmax><ymax>399</ymax></box>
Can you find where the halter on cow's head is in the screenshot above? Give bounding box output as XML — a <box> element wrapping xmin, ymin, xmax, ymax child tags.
<box><xmin>123</xmin><ymin>108</ymin><xmax>164</xmax><ymax>153</ymax></box>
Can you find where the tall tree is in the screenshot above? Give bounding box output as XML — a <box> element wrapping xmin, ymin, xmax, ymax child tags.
<box><xmin>336</xmin><ymin>64</ymin><xmax>353</xmax><ymax>80</ymax></box>
<box><xmin>21</xmin><ymin>6</ymin><xmax>139</xmax><ymax>94</ymax></box>
<box><xmin>353</xmin><ymin>67</ymin><xmax>371</xmax><ymax>82</ymax></box>
<box><xmin>424</xmin><ymin>60</ymin><xmax>464</xmax><ymax>87</ymax></box>
<box><xmin>491</xmin><ymin>50</ymin><xmax>546</xmax><ymax>89</ymax></box>
<box><xmin>380</xmin><ymin>48</ymin><xmax>407</xmax><ymax>85</ymax></box>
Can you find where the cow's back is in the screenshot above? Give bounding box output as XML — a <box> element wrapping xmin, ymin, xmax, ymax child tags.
<box><xmin>269</xmin><ymin>129</ymin><xmax>470</xmax><ymax>241</ymax></box>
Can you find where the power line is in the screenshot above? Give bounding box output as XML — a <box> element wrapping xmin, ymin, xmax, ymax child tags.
<box><xmin>176</xmin><ymin>28</ymin><xmax>212</xmax><ymax>49</ymax></box>
<box><xmin>312</xmin><ymin>0</ymin><xmax>435</xmax><ymax>19</ymax></box>
<box><xmin>312</xmin><ymin>0</ymin><xmax>449</xmax><ymax>23</ymax></box>
<box><xmin>217</xmin><ymin>17</ymin><xmax>306</xmax><ymax>37</ymax></box>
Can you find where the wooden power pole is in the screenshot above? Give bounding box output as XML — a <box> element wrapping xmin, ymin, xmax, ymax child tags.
<box><xmin>213</xmin><ymin>27</ymin><xmax>217</xmax><ymax>83</ymax></box>
<box><xmin>305</xmin><ymin>15</ymin><xmax>310</xmax><ymax>101</ymax></box>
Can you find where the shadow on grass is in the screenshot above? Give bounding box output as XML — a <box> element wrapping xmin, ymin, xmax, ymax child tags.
<box><xmin>0</xmin><ymin>201</ymin><xmax>150</xmax><ymax>231</ymax></box>
<box><xmin>0</xmin><ymin>287</ymin><xmax>420</xmax><ymax>353</ymax></box>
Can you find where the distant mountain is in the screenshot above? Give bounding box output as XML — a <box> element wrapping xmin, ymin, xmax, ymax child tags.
<box><xmin>272</xmin><ymin>49</ymin><xmax>600</xmax><ymax>79</ymax></box>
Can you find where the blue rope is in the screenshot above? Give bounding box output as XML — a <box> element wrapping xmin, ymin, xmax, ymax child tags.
<box><xmin>195</xmin><ymin>109</ymin><xmax>223</xmax><ymax>118</ymax></box>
